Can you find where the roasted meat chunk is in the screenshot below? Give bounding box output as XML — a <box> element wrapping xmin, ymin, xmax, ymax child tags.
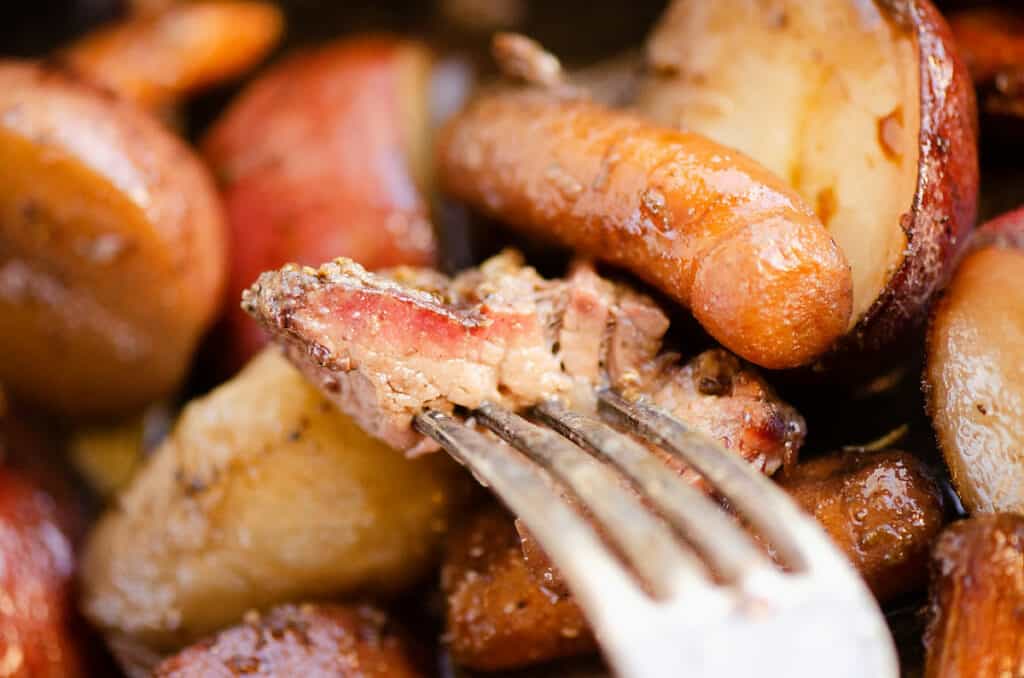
<box><xmin>243</xmin><ymin>250</ymin><xmax>805</xmax><ymax>473</ymax></box>
<box><xmin>154</xmin><ymin>604</ymin><xmax>423</xmax><ymax>677</ymax></box>
<box><xmin>777</xmin><ymin>449</ymin><xmax>945</xmax><ymax>602</ymax></box>
<box><xmin>442</xmin><ymin>504</ymin><xmax>596</xmax><ymax>671</ymax></box>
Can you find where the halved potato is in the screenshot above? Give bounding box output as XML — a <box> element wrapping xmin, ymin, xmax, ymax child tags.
<box><xmin>639</xmin><ymin>0</ymin><xmax>978</xmax><ymax>362</ymax></box>
<box><xmin>925</xmin><ymin>208</ymin><xmax>1024</xmax><ymax>514</ymax></box>
<box><xmin>0</xmin><ymin>61</ymin><xmax>227</xmax><ymax>417</ymax></box>
<box><xmin>80</xmin><ymin>349</ymin><xmax>474</xmax><ymax>651</ymax></box>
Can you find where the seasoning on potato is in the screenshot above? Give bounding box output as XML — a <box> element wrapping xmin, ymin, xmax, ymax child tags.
<box><xmin>924</xmin><ymin>514</ymin><xmax>1024</xmax><ymax>678</ymax></box>
<box><xmin>80</xmin><ymin>349</ymin><xmax>473</xmax><ymax>650</ymax></box>
<box><xmin>0</xmin><ymin>61</ymin><xmax>227</xmax><ymax>418</ymax></box>
<box><xmin>153</xmin><ymin>603</ymin><xmax>424</xmax><ymax>677</ymax></box>
<box><xmin>926</xmin><ymin>209</ymin><xmax>1024</xmax><ymax>515</ymax></box>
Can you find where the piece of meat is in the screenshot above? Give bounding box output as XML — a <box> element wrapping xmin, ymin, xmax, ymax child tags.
<box><xmin>442</xmin><ymin>504</ymin><xmax>596</xmax><ymax>671</ymax></box>
<box><xmin>153</xmin><ymin>603</ymin><xmax>423</xmax><ymax>677</ymax></box>
<box><xmin>243</xmin><ymin>250</ymin><xmax>805</xmax><ymax>471</ymax></box>
<box><xmin>777</xmin><ymin>449</ymin><xmax>946</xmax><ymax>602</ymax></box>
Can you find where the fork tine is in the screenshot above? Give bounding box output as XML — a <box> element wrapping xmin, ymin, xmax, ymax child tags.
<box><xmin>474</xmin><ymin>402</ymin><xmax>710</xmax><ymax>598</ymax></box>
<box><xmin>412</xmin><ymin>410</ymin><xmax>645</xmax><ymax>613</ymax></box>
<box><xmin>535</xmin><ymin>399</ymin><xmax>772</xmax><ymax>583</ymax></box>
<box><xmin>598</xmin><ymin>389</ymin><xmax>835</xmax><ymax>572</ymax></box>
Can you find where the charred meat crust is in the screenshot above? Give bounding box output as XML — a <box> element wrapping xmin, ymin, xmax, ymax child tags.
<box><xmin>243</xmin><ymin>250</ymin><xmax>805</xmax><ymax>473</ymax></box>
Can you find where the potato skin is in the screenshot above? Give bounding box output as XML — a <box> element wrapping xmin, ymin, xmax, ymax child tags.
<box><xmin>80</xmin><ymin>349</ymin><xmax>473</xmax><ymax>650</ymax></box>
<box><xmin>61</xmin><ymin>1</ymin><xmax>283</xmax><ymax>111</ymax></box>
<box><xmin>777</xmin><ymin>449</ymin><xmax>945</xmax><ymax>602</ymax></box>
<box><xmin>438</xmin><ymin>90</ymin><xmax>853</xmax><ymax>369</ymax></box>
<box><xmin>924</xmin><ymin>514</ymin><xmax>1024</xmax><ymax>678</ymax></box>
<box><xmin>849</xmin><ymin>0</ymin><xmax>978</xmax><ymax>359</ymax></box>
<box><xmin>0</xmin><ymin>61</ymin><xmax>227</xmax><ymax>417</ymax></box>
<box><xmin>203</xmin><ymin>37</ymin><xmax>439</xmax><ymax>370</ymax></box>
<box><xmin>0</xmin><ymin>468</ymin><xmax>86</xmax><ymax>677</ymax></box>
<box><xmin>154</xmin><ymin>604</ymin><xmax>423</xmax><ymax>677</ymax></box>
<box><xmin>925</xmin><ymin>210</ymin><xmax>1024</xmax><ymax>514</ymax></box>
<box><xmin>442</xmin><ymin>504</ymin><xmax>595</xmax><ymax>671</ymax></box>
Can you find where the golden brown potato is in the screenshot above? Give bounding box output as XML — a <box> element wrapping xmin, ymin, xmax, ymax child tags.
<box><xmin>639</xmin><ymin>0</ymin><xmax>978</xmax><ymax>366</ymax></box>
<box><xmin>924</xmin><ymin>514</ymin><xmax>1024</xmax><ymax>678</ymax></box>
<box><xmin>777</xmin><ymin>449</ymin><xmax>945</xmax><ymax>602</ymax></box>
<box><xmin>0</xmin><ymin>467</ymin><xmax>86</xmax><ymax>677</ymax></box>
<box><xmin>81</xmin><ymin>349</ymin><xmax>473</xmax><ymax>650</ymax></box>
<box><xmin>203</xmin><ymin>36</ymin><xmax>440</xmax><ymax>370</ymax></box>
<box><xmin>442</xmin><ymin>504</ymin><xmax>596</xmax><ymax>672</ymax></box>
<box><xmin>0</xmin><ymin>61</ymin><xmax>227</xmax><ymax>417</ymax></box>
<box><xmin>925</xmin><ymin>209</ymin><xmax>1024</xmax><ymax>514</ymax></box>
<box><xmin>153</xmin><ymin>604</ymin><xmax>424</xmax><ymax>677</ymax></box>
<box><xmin>61</xmin><ymin>1</ymin><xmax>283</xmax><ymax>113</ymax></box>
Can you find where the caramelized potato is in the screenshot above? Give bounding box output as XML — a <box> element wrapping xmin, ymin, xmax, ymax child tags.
<box><xmin>0</xmin><ymin>61</ymin><xmax>227</xmax><ymax>417</ymax></box>
<box><xmin>154</xmin><ymin>604</ymin><xmax>423</xmax><ymax>677</ymax></box>
<box><xmin>925</xmin><ymin>514</ymin><xmax>1024</xmax><ymax>678</ymax></box>
<box><xmin>203</xmin><ymin>37</ymin><xmax>439</xmax><ymax>369</ymax></box>
<box><xmin>949</xmin><ymin>7</ymin><xmax>1024</xmax><ymax>118</ymax></box>
<box><xmin>0</xmin><ymin>467</ymin><xmax>86</xmax><ymax>677</ymax></box>
<box><xmin>639</xmin><ymin>0</ymin><xmax>978</xmax><ymax>366</ymax></box>
<box><xmin>777</xmin><ymin>449</ymin><xmax>945</xmax><ymax>602</ymax></box>
<box><xmin>62</xmin><ymin>1</ymin><xmax>283</xmax><ymax>112</ymax></box>
<box><xmin>81</xmin><ymin>350</ymin><xmax>473</xmax><ymax>650</ymax></box>
<box><xmin>925</xmin><ymin>209</ymin><xmax>1024</xmax><ymax>514</ymax></box>
<box><xmin>442</xmin><ymin>504</ymin><xmax>596</xmax><ymax>671</ymax></box>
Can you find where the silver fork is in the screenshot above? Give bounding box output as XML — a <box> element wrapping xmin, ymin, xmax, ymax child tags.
<box><xmin>414</xmin><ymin>389</ymin><xmax>899</xmax><ymax>678</ymax></box>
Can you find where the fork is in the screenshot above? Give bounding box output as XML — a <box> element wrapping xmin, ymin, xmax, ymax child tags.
<box><xmin>414</xmin><ymin>389</ymin><xmax>899</xmax><ymax>678</ymax></box>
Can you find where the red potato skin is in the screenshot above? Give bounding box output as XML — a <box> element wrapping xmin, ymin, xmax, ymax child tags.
<box><xmin>948</xmin><ymin>8</ymin><xmax>1024</xmax><ymax>85</ymax></box>
<box><xmin>437</xmin><ymin>90</ymin><xmax>854</xmax><ymax>370</ymax></box>
<box><xmin>831</xmin><ymin>0</ymin><xmax>977</xmax><ymax>363</ymax></box>
<box><xmin>0</xmin><ymin>468</ymin><xmax>86</xmax><ymax>678</ymax></box>
<box><xmin>203</xmin><ymin>36</ymin><xmax>439</xmax><ymax>370</ymax></box>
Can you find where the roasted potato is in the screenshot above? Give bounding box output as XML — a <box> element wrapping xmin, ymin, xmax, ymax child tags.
<box><xmin>924</xmin><ymin>514</ymin><xmax>1024</xmax><ymax>678</ymax></box>
<box><xmin>0</xmin><ymin>467</ymin><xmax>86</xmax><ymax>677</ymax></box>
<box><xmin>154</xmin><ymin>604</ymin><xmax>424</xmax><ymax>677</ymax></box>
<box><xmin>925</xmin><ymin>208</ymin><xmax>1024</xmax><ymax>514</ymax></box>
<box><xmin>949</xmin><ymin>7</ymin><xmax>1024</xmax><ymax>119</ymax></box>
<box><xmin>81</xmin><ymin>349</ymin><xmax>473</xmax><ymax>650</ymax></box>
<box><xmin>777</xmin><ymin>449</ymin><xmax>945</xmax><ymax>602</ymax></box>
<box><xmin>638</xmin><ymin>0</ymin><xmax>978</xmax><ymax>366</ymax></box>
<box><xmin>203</xmin><ymin>36</ymin><xmax>440</xmax><ymax>370</ymax></box>
<box><xmin>0</xmin><ymin>61</ymin><xmax>227</xmax><ymax>417</ymax></box>
<box><xmin>61</xmin><ymin>1</ymin><xmax>283</xmax><ymax>113</ymax></box>
<box><xmin>442</xmin><ymin>504</ymin><xmax>596</xmax><ymax>671</ymax></box>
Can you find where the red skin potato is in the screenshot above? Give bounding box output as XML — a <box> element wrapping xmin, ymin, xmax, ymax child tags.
<box><xmin>0</xmin><ymin>467</ymin><xmax>86</xmax><ymax>678</ymax></box>
<box><xmin>204</xmin><ymin>36</ymin><xmax>439</xmax><ymax>370</ymax></box>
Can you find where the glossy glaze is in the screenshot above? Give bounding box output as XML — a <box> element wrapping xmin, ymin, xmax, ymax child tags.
<box><xmin>438</xmin><ymin>90</ymin><xmax>853</xmax><ymax>369</ymax></box>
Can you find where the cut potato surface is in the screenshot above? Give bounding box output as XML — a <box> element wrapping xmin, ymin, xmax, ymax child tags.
<box><xmin>640</xmin><ymin>0</ymin><xmax>977</xmax><ymax>356</ymax></box>
<box><xmin>81</xmin><ymin>350</ymin><xmax>473</xmax><ymax>651</ymax></box>
<box><xmin>926</xmin><ymin>212</ymin><xmax>1024</xmax><ymax>514</ymax></box>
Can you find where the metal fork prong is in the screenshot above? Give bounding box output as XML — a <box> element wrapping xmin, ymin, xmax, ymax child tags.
<box><xmin>474</xmin><ymin>402</ymin><xmax>711</xmax><ymax>598</ymax></box>
<box><xmin>412</xmin><ymin>410</ymin><xmax>645</xmax><ymax>615</ymax></box>
<box><xmin>535</xmin><ymin>399</ymin><xmax>773</xmax><ymax>583</ymax></box>
<box><xmin>599</xmin><ymin>389</ymin><xmax>824</xmax><ymax>572</ymax></box>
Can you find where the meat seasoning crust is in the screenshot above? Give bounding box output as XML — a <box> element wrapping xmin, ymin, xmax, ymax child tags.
<box><xmin>437</xmin><ymin>90</ymin><xmax>853</xmax><ymax>369</ymax></box>
<box><xmin>243</xmin><ymin>250</ymin><xmax>805</xmax><ymax>470</ymax></box>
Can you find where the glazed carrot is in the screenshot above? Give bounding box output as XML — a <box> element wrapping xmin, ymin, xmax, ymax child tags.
<box><xmin>437</xmin><ymin>90</ymin><xmax>853</xmax><ymax>369</ymax></box>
